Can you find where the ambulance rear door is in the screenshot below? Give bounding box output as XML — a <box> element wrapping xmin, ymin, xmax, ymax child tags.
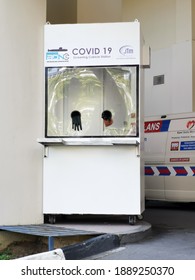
<box><xmin>164</xmin><ymin>114</ymin><xmax>195</xmax><ymax>201</ymax></box>
<box><xmin>144</xmin><ymin>117</ymin><xmax>170</xmax><ymax>200</ymax></box>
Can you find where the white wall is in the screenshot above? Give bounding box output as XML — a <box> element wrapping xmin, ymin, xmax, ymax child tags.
<box><xmin>122</xmin><ymin>0</ymin><xmax>192</xmax><ymax>49</ymax></box>
<box><xmin>122</xmin><ymin>0</ymin><xmax>194</xmax><ymax>116</ymax></box>
<box><xmin>122</xmin><ymin>0</ymin><xmax>177</xmax><ymax>50</ymax></box>
<box><xmin>77</xmin><ymin>0</ymin><xmax>122</xmax><ymax>23</ymax></box>
<box><xmin>145</xmin><ymin>42</ymin><xmax>193</xmax><ymax>116</ymax></box>
<box><xmin>0</xmin><ymin>0</ymin><xmax>46</xmax><ymax>225</ymax></box>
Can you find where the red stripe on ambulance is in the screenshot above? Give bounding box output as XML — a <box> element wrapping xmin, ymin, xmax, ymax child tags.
<box><xmin>173</xmin><ymin>167</ymin><xmax>188</xmax><ymax>176</ymax></box>
<box><xmin>145</xmin><ymin>166</ymin><xmax>195</xmax><ymax>176</ymax></box>
<box><xmin>145</xmin><ymin>167</ymin><xmax>154</xmax><ymax>175</ymax></box>
<box><xmin>144</xmin><ymin>121</ymin><xmax>162</xmax><ymax>133</ymax></box>
<box><xmin>157</xmin><ymin>166</ymin><xmax>171</xmax><ymax>176</ymax></box>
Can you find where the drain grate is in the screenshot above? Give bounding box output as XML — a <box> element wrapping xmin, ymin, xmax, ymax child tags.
<box><xmin>0</xmin><ymin>224</ymin><xmax>100</xmax><ymax>251</ymax></box>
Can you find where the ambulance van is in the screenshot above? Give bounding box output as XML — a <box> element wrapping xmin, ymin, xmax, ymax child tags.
<box><xmin>144</xmin><ymin>113</ymin><xmax>195</xmax><ymax>202</ymax></box>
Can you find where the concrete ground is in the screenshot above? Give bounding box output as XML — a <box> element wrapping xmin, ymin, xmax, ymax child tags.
<box><xmin>0</xmin><ymin>215</ymin><xmax>151</xmax><ymax>259</ymax></box>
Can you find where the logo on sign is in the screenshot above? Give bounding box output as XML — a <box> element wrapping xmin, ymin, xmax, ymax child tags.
<box><xmin>171</xmin><ymin>142</ymin><xmax>179</xmax><ymax>151</ymax></box>
<box><xmin>119</xmin><ymin>45</ymin><xmax>134</xmax><ymax>57</ymax></box>
<box><xmin>46</xmin><ymin>48</ymin><xmax>69</xmax><ymax>62</ymax></box>
<box><xmin>144</xmin><ymin>121</ymin><xmax>162</xmax><ymax>133</ymax></box>
<box><xmin>186</xmin><ymin>120</ymin><xmax>195</xmax><ymax>130</ymax></box>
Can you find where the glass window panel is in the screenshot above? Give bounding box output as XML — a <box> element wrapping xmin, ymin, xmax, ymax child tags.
<box><xmin>46</xmin><ymin>66</ymin><xmax>138</xmax><ymax>137</ymax></box>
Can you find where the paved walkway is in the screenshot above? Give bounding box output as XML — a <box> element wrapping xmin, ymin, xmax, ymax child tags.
<box><xmin>1</xmin><ymin>217</ymin><xmax>151</xmax><ymax>259</ymax></box>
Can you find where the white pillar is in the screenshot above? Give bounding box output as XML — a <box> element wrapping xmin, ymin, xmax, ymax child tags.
<box><xmin>0</xmin><ymin>0</ymin><xmax>46</xmax><ymax>225</ymax></box>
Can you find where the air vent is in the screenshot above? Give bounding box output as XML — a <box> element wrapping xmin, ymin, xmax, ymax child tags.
<box><xmin>153</xmin><ymin>74</ymin><xmax>164</xmax><ymax>85</ymax></box>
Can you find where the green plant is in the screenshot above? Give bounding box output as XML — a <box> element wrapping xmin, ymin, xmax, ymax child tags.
<box><xmin>0</xmin><ymin>249</ymin><xmax>13</xmax><ymax>260</ymax></box>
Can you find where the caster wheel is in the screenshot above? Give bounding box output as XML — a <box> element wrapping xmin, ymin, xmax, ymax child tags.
<box><xmin>49</xmin><ymin>215</ymin><xmax>56</xmax><ymax>224</ymax></box>
<box><xmin>137</xmin><ymin>214</ymin><xmax>143</xmax><ymax>220</ymax></box>
<box><xmin>129</xmin><ymin>215</ymin><xmax>136</xmax><ymax>225</ymax></box>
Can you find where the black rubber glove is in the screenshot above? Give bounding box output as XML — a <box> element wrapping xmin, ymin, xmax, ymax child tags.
<box><xmin>71</xmin><ymin>110</ymin><xmax>82</xmax><ymax>131</ymax></box>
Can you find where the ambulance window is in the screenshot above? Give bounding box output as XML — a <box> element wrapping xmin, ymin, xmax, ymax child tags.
<box><xmin>45</xmin><ymin>66</ymin><xmax>138</xmax><ymax>137</ymax></box>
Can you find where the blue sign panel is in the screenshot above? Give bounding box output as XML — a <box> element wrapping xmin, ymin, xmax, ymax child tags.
<box><xmin>180</xmin><ymin>141</ymin><xmax>195</xmax><ymax>151</ymax></box>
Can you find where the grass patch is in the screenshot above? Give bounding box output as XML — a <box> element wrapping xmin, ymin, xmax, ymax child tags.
<box><xmin>0</xmin><ymin>249</ymin><xmax>13</xmax><ymax>260</ymax></box>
